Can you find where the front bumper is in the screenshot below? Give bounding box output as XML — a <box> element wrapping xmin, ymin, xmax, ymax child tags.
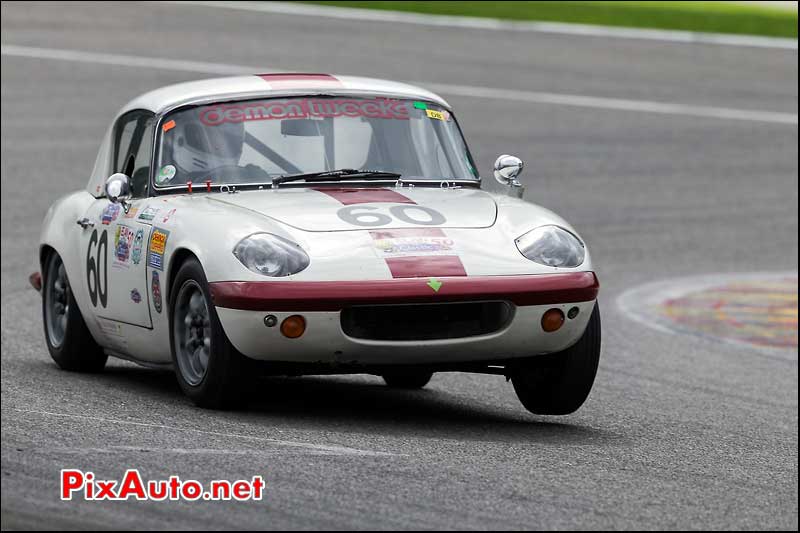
<box><xmin>210</xmin><ymin>272</ymin><xmax>599</xmax><ymax>364</ymax></box>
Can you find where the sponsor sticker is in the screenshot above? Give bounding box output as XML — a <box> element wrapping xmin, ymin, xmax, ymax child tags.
<box><xmin>371</xmin><ymin>231</ymin><xmax>457</xmax><ymax>258</ymax></box>
<box><xmin>138</xmin><ymin>206</ymin><xmax>160</xmax><ymax>222</ymax></box>
<box><xmin>156</xmin><ymin>165</ymin><xmax>176</xmax><ymax>185</ymax></box>
<box><xmin>425</xmin><ymin>109</ymin><xmax>445</xmax><ymax>121</ymax></box>
<box><xmin>113</xmin><ymin>225</ymin><xmax>136</xmax><ymax>268</ymax></box>
<box><xmin>130</xmin><ymin>288</ymin><xmax>142</xmax><ymax>304</ymax></box>
<box><xmin>131</xmin><ymin>229</ymin><xmax>144</xmax><ymax>265</ymax></box>
<box><xmin>101</xmin><ymin>204</ymin><xmax>121</xmax><ymax>225</ymax></box>
<box><xmin>124</xmin><ymin>206</ymin><xmax>139</xmax><ymax>219</ymax></box>
<box><xmin>162</xmin><ymin>119</ymin><xmax>176</xmax><ymax>133</ymax></box>
<box><xmin>369</xmin><ymin>228</ymin><xmax>467</xmax><ymax>278</ymax></box>
<box><xmin>147</xmin><ymin>228</ymin><xmax>169</xmax><ymax>271</ymax></box>
<box><xmin>152</xmin><ymin>271</ymin><xmax>162</xmax><ymax>313</ymax></box>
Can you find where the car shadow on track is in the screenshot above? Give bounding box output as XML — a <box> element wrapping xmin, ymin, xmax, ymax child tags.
<box><xmin>243</xmin><ymin>375</ymin><xmax>622</xmax><ymax>446</ymax></box>
<box><xmin>45</xmin><ymin>360</ymin><xmax>622</xmax><ymax>446</ymax></box>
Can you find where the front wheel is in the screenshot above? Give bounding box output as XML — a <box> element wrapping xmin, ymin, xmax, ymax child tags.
<box><xmin>170</xmin><ymin>257</ymin><xmax>247</xmax><ymax>409</ymax></box>
<box><xmin>511</xmin><ymin>303</ymin><xmax>601</xmax><ymax>415</ymax></box>
<box><xmin>42</xmin><ymin>251</ymin><xmax>107</xmax><ymax>372</ymax></box>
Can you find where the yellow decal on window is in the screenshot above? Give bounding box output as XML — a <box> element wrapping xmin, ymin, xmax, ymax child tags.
<box><xmin>425</xmin><ymin>109</ymin><xmax>445</xmax><ymax>121</ymax></box>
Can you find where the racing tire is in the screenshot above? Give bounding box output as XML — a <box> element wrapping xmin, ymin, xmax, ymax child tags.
<box><xmin>42</xmin><ymin>251</ymin><xmax>107</xmax><ymax>372</ymax></box>
<box><xmin>511</xmin><ymin>303</ymin><xmax>601</xmax><ymax>415</ymax></box>
<box><xmin>382</xmin><ymin>371</ymin><xmax>434</xmax><ymax>389</ymax></box>
<box><xmin>169</xmin><ymin>257</ymin><xmax>247</xmax><ymax>409</ymax></box>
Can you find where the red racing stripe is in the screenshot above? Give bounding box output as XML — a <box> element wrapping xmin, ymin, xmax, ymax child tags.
<box><xmin>385</xmin><ymin>256</ymin><xmax>467</xmax><ymax>278</ymax></box>
<box><xmin>314</xmin><ymin>187</ymin><xmax>415</xmax><ymax>205</ymax></box>
<box><xmin>370</xmin><ymin>228</ymin><xmax>465</xmax><ymax>278</ymax></box>
<box><xmin>257</xmin><ymin>73</ymin><xmax>343</xmax><ymax>89</ymax></box>
<box><xmin>209</xmin><ymin>272</ymin><xmax>600</xmax><ymax>311</ymax></box>
<box><xmin>315</xmin><ymin>187</ymin><xmax>464</xmax><ymax>278</ymax></box>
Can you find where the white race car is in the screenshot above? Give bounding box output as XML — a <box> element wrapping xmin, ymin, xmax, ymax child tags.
<box><xmin>33</xmin><ymin>74</ymin><xmax>600</xmax><ymax>413</ymax></box>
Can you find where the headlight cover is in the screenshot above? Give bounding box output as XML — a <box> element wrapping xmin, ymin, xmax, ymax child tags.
<box><xmin>233</xmin><ymin>233</ymin><xmax>310</xmax><ymax>277</ymax></box>
<box><xmin>515</xmin><ymin>225</ymin><xmax>585</xmax><ymax>268</ymax></box>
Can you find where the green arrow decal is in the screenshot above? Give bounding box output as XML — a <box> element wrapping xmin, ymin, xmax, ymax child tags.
<box><xmin>427</xmin><ymin>278</ymin><xmax>442</xmax><ymax>292</ymax></box>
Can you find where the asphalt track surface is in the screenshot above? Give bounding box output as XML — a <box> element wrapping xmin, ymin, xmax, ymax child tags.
<box><xmin>1</xmin><ymin>1</ymin><xmax>797</xmax><ymax>530</ymax></box>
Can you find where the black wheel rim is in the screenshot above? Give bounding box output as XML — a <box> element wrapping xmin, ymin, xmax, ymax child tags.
<box><xmin>44</xmin><ymin>256</ymin><xmax>70</xmax><ymax>348</ymax></box>
<box><xmin>173</xmin><ymin>280</ymin><xmax>212</xmax><ymax>386</ymax></box>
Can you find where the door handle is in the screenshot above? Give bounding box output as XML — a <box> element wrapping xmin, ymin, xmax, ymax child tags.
<box><xmin>76</xmin><ymin>217</ymin><xmax>95</xmax><ymax>229</ymax></box>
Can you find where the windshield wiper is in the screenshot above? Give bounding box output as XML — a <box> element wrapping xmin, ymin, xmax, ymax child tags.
<box><xmin>271</xmin><ymin>169</ymin><xmax>401</xmax><ymax>187</ymax></box>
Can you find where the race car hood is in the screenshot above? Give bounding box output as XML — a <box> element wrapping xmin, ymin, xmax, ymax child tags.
<box><xmin>208</xmin><ymin>186</ymin><xmax>497</xmax><ymax>232</ymax></box>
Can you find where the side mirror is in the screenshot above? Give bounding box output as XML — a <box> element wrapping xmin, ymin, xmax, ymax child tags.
<box><xmin>493</xmin><ymin>155</ymin><xmax>525</xmax><ymax>199</ymax></box>
<box><xmin>105</xmin><ymin>173</ymin><xmax>132</xmax><ymax>210</ymax></box>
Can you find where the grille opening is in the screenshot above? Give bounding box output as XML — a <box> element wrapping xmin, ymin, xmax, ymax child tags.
<box><xmin>341</xmin><ymin>301</ymin><xmax>514</xmax><ymax>341</ymax></box>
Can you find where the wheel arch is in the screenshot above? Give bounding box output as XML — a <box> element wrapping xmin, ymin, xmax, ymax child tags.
<box><xmin>38</xmin><ymin>243</ymin><xmax>91</xmax><ymax>320</ymax></box>
<box><xmin>167</xmin><ymin>247</ymin><xmax>201</xmax><ymax>310</ymax></box>
<box><xmin>39</xmin><ymin>244</ymin><xmax>56</xmax><ymax>271</ymax></box>
<box><xmin>38</xmin><ymin>190</ymin><xmax>95</xmax><ymax>301</ymax></box>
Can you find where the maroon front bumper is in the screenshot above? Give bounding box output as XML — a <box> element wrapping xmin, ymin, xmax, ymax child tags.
<box><xmin>209</xmin><ymin>272</ymin><xmax>599</xmax><ymax>312</ymax></box>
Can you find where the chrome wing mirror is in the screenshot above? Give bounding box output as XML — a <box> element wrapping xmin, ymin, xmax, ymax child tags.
<box><xmin>104</xmin><ymin>173</ymin><xmax>133</xmax><ymax>212</ymax></box>
<box><xmin>493</xmin><ymin>154</ymin><xmax>525</xmax><ymax>199</ymax></box>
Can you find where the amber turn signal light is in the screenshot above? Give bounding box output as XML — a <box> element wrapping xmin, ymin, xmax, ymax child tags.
<box><xmin>280</xmin><ymin>315</ymin><xmax>306</xmax><ymax>338</ymax></box>
<box><xmin>541</xmin><ymin>308</ymin><xmax>565</xmax><ymax>332</ymax></box>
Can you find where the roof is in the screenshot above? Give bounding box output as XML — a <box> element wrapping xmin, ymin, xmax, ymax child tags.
<box><xmin>118</xmin><ymin>74</ymin><xmax>451</xmax><ymax>117</ymax></box>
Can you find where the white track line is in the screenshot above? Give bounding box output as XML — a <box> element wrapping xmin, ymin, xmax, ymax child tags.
<box><xmin>2</xmin><ymin>44</ymin><xmax>797</xmax><ymax>125</ymax></box>
<box><xmin>46</xmin><ymin>446</ymin><xmax>345</xmax><ymax>456</ymax></box>
<box><xmin>422</xmin><ymin>82</ymin><xmax>798</xmax><ymax>125</ymax></box>
<box><xmin>8</xmin><ymin>408</ymin><xmax>396</xmax><ymax>457</ymax></box>
<box><xmin>0</xmin><ymin>45</ymin><xmax>255</xmax><ymax>75</ymax></box>
<box><xmin>163</xmin><ymin>0</ymin><xmax>798</xmax><ymax>50</ymax></box>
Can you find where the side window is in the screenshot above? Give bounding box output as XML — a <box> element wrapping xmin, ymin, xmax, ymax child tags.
<box><xmin>131</xmin><ymin>121</ymin><xmax>153</xmax><ymax>197</ymax></box>
<box><xmin>114</xmin><ymin>117</ymin><xmax>138</xmax><ymax>173</ymax></box>
<box><xmin>112</xmin><ymin>110</ymin><xmax>154</xmax><ymax>198</ymax></box>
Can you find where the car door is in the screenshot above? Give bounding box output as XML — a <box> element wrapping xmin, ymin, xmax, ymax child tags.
<box><xmin>78</xmin><ymin>110</ymin><xmax>155</xmax><ymax>329</ymax></box>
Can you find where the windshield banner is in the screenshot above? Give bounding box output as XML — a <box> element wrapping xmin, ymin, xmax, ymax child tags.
<box><xmin>199</xmin><ymin>99</ymin><xmax>411</xmax><ymax>126</ymax></box>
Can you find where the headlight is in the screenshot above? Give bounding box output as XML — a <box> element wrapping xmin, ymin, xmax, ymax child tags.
<box><xmin>233</xmin><ymin>233</ymin><xmax>310</xmax><ymax>276</ymax></box>
<box><xmin>515</xmin><ymin>225</ymin><xmax>585</xmax><ymax>268</ymax></box>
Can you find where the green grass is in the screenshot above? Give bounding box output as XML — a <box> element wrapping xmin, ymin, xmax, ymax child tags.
<box><xmin>300</xmin><ymin>1</ymin><xmax>798</xmax><ymax>38</ymax></box>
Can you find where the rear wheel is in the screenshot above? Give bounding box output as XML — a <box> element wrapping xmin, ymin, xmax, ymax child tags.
<box><xmin>170</xmin><ymin>257</ymin><xmax>247</xmax><ymax>409</ymax></box>
<box><xmin>511</xmin><ymin>303</ymin><xmax>601</xmax><ymax>415</ymax></box>
<box><xmin>382</xmin><ymin>370</ymin><xmax>433</xmax><ymax>389</ymax></box>
<box><xmin>42</xmin><ymin>251</ymin><xmax>107</xmax><ymax>372</ymax></box>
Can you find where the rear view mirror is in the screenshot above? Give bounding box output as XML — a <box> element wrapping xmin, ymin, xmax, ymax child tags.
<box><xmin>493</xmin><ymin>154</ymin><xmax>525</xmax><ymax>199</ymax></box>
<box><xmin>281</xmin><ymin>119</ymin><xmax>323</xmax><ymax>137</ymax></box>
<box><xmin>105</xmin><ymin>173</ymin><xmax>132</xmax><ymax>204</ymax></box>
<box><xmin>104</xmin><ymin>173</ymin><xmax>132</xmax><ymax>213</ymax></box>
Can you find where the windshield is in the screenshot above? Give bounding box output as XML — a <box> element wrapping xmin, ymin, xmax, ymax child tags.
<box><xmin>154</xmin><ymin>96</ymin><xmax>478</xmax><ymax>188</ymax></box>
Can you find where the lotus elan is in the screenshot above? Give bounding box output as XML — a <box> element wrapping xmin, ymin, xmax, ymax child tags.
<box><xmin>33</xmin><ymin>73</ymin><xmax>600</xmax><ymax>413</ymax></box>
